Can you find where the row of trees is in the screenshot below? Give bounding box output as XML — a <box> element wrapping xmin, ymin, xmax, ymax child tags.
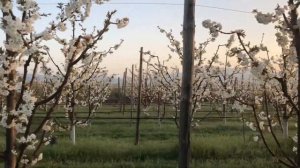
<box><xmin>1</xmin><ymin>0</ymin><xmax>300</xmax><ymax>168</ymax></box>
<box><xmin>118</xmin><ymin>0</ymin><xmax>300</xmax><ymax>167</ymax></box>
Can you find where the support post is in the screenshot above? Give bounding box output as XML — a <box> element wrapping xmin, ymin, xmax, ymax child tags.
<box><xmin>131</xmin><ymin>65</ymin><xmax>134</xmax><ymax>122</ymax></box>
<box><xmin>179</xmin><ymin>0</ymin><xmax>195</xmax><ymax>167</ymax></box>
<box><xmin>135</xmin><ymin>47</ymin><xmax>143</xmax><ymax>145</ymax></box>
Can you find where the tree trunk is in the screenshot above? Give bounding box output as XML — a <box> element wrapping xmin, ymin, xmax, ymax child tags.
<box><xmin>223</xmin><ymin>103</ymin><xmax>227</xmax><ymax>125</ymax></box>
<box><xmin>5</xmin><ymin>67</ymin><xmax>17</xmax><ymax>168</ymax></box>
<box><xmin>3</xmin><ymin>1</ymin><xmax>17</xmax><ymax>166</ymax></box>
<box><xmin>0</xmin><ymin>96</ymin><xmax>3</xmax><ymax>112</ymax></box>
<box><xmin>242</xmin><ymin>115</ymin><xmax>246</xmax><ymax>143</ymax></box>
<box><xmin>135</xmin><ymin>47</ymin><xmax>143</xmax><ymax>145</ymax></box>
<box><xmin>157</xmin><ymin>92</ymin><xmax>161</xmax><ymax>126</ymax></box>
<box><xmin>70</xmin><ymin>124</ymin><xmax>76</xmax><ymax>145</ymax></box>
<box><xmin>69</xmin><ymin>84</ymin><xmax>76</xmax><ymax>145</ymax></box>
<box><xmin>44</xmin><ymin>81</ymin><xmax>48</xmax><ymax>112</ymax></box>
<box><xmin>162</xmin><ymin>102</ymin><xmax>166</xmax><ymax>119</ymax></box>
<box><xmin>282</xmin><ymin>117</ymin><xmax>289</xmax><ymax>139</ymax></box>
<box><xmin>179</xmin><ymin>0</ymin><xmax>195</xmax><ymax>167</ymax></box>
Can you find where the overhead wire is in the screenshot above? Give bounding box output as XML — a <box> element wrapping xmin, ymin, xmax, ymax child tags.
<box><xmin>38</xmin><ymin>2</ymin><xmax>252</xmax><ymax>14</ymax></box>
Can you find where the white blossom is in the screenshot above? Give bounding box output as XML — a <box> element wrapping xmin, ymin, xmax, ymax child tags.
<box><xmin>246</xmin><ymin>121</ymin><xmax>256</xmax><ymax>131</ymax></box>
<box><xmin>293</xmin><ymin>146</ymin><xmax>297</xmax><ymax>153</ymax></box>
<box><xmin>253</xmin><ymin>10</ymin><xmax>275</xmax><ymax>25</ymax></box>
<box><xmin>116</xmin><ymin>18</ymin><xmax>129</xmax><ymax>29</ymax></box>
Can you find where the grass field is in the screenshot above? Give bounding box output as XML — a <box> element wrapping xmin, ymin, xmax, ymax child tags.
<box><xmin>37</xmin><ymin>120</ymin><xmax>291</xmax><ymax>168</ymax></box>
<box><xmin>0</xmin><ymin>104</ymin><xmax>296</xmax><ymax>167</ymax></box>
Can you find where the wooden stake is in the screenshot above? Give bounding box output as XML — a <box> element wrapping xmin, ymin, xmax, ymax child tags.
<box><xmin>131</xmin><ymin>64</ymin><xmax>134</xmax><ymax>120</ymax></box>
<box><xmin>135</xmin><ymin>47</ymin><xmax>143</xmax><ymax>145</ymax></box>
<box><xmin>118</xmin><ymin>77</ymin><xmax>121</xmax><ymax>112</ymax></box>
<box><xmin>122</xmin><ymin>68</ymin><xmax>128</xmax><ymax>115</ymax></box>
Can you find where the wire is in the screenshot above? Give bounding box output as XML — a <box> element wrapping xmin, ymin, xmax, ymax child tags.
<box><xmin>38</xmin><ymin>2</ymin><xmax>252</xmax><ymax>14</ymax></box>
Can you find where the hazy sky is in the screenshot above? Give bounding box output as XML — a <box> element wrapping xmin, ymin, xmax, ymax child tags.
<box><xmin>11</xmin><ymin>0</ymin><xmax>289</xmax><ymax>75</ymax></box>
<box><xmin>85</xmin><ymin>0</ymin><xmax>286</xmax><ymax>75</ymax></box>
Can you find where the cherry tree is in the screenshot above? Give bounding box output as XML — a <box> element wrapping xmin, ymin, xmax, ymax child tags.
<box><xmin>202</xmin><ymin>1</ymin><xmax>300</xmax><ymax>167</ymax></box>
<box><xmin>0</xmin><ymin>0</ymin><xmax>128</xmax><ymax>167</ymax></box>
<box><xmin>207</xmin><ymin>36</ymin><xmax>245</xmax><ymax>124</ymax></box>
<box><xmin>144</xmin><ymin>27</ymin><xmax>227</xmax><ymax>127</ymax></box>
<box><xmin>60</xmin><ymin>20</ymin><xmax>122</xmax><ymax>145</ymax></box>
<box><xmin>62</xmin><ymin>65</ymin><xmax>115</xmax><ymax>145</ymax></box>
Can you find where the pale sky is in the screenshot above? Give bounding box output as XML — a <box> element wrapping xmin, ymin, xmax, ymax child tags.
<box><xmin>84</xmin><ymin>0</ymin><xmax>286</xmax><ymax>75</ymax></box>
<box><xmin>4</xmin><ymin>0</ymin><xmax>288</xmax><ymax>76</ymax></box>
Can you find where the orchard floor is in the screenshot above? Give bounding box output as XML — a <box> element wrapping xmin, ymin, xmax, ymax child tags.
<box><xmin>0</xmin><ymin>106</ymin><xmax>296</xmax><ymax>168</ymax></box>
<box><xmin>36</xmin><ymin>119</ymin><xmax>292</xmax><ymax>168</ymax></box>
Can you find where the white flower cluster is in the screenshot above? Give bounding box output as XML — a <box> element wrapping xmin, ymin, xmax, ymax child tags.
<box><xmin>232</xmin><ymin>102</ymin><xmax>247</xmax><ymax>113</ymax></box>
<box><xmin>0</xmin><ymin>0</ymin><xmax>12</xmax><ymax>13</ymax></box>
<box><xmin>17</xmin><ymin>134</ymin><xmax>38</xmax><ymax>150</ymax></box>
<box><xmin>236</xmin><ymin>52</ymin><xmax>249</xmax><ymax>66</ymax></box>
<box><xmin>258</xmin><ymin>111</ymin><xmax>268</xmax><ymax>120</ymax></box>
<box><xmin>116</xmin><ymin>18</ymin><xmax>129</xmax><ymax>29</ymax></box>
<box><xmin>65</xmin><ymin>0</ymin><xmax>109</xmax><ymax>20</ymax></box>
<box><xmin>31</xmin><ymin>153</ymin><xmax>43</xmax><ymax>166</ymax></box>
<box><xmin>0</xmin><ymin>77</ymin><xmax>9</xmax><ymax>97</ymax></box>
<box><xmin>2</xmin><ymin>15</ymin><xmax>25</xmax><ymax>52</ymax></box>
<box><xmin>253</xmin><ymin>11</ymin><xmax>275</xmax><ymax>25</ymax></box>
<box><xmin>17</xmin><ymin>0</ymin><xmax>37</xmax><ymax>11</ymax></box>
<box><xmin>20</xmin><ymin>91</ymin><xmax>37</xmax><ymax>115</ymax></box>
<box><xmin>58</xmin><ymin>22</ymin><xmax>67</xmax><ymax>32</ymax></box>
<box><xmin>275</xmin><ymin>32</ymin><xmax>289</xmax><ymax>48</ymax></box>
<box><xmin>1</xmin><ymin>0</ymin><xmax>41</xmax><ymax>52</ymax></box>
<box><xmin>42</xmin><ymin>120</ymin><xmax>54</xmax><ymax>132</ymax></box>
<box><xmin>1</xmin><ymin>90</ymin><xmax>37</xmax><ymax>134</ymax></box>
<box><xmin>158</xmin><ymin>27</ymin><xmax>183</xmax><ymax>56</ymax></box>
<box><xmin>246</xmin><ymin>121</ymin><xmax>256</xmax><ymax>131</ymax></box>
<box><xmin>293</xmin><ymin>134</ymin><xmax>298</xmax><ymax>153</ymax></box>
<box><xmin>202</xmin><ymin>19</ymin><xmax>222</xmax><ymax>39</ymax></box>
<box><xmin>14</xmin><ymin>133</ymin><xmax>44</xmax><ymax>166</ymax></box>
<box><xmin>19</xmin><ymin>152</ymin><xmax>43</xmax><ymax>166</ymax></box>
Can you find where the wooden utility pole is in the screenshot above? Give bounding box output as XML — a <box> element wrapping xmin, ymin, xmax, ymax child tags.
<box><xmin>179</xmin><ymin>0</ymin><xmax>195</xmax><ymax>167</ymax></box>
<box><xmin>135</xmin><ymin>47</ymin><xmax>143</xmax><ymax>145</ymax></box>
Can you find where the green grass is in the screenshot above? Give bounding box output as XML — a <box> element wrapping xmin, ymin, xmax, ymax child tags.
<box><xmin>27</xmin><ymin>120</ymin><xmax>290</xmax><ymax>167</ymax></box>
<box><xmin>0</xmin><ymin>104</ymin><xmax>296</xmax><ymax>167</ymax></box>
